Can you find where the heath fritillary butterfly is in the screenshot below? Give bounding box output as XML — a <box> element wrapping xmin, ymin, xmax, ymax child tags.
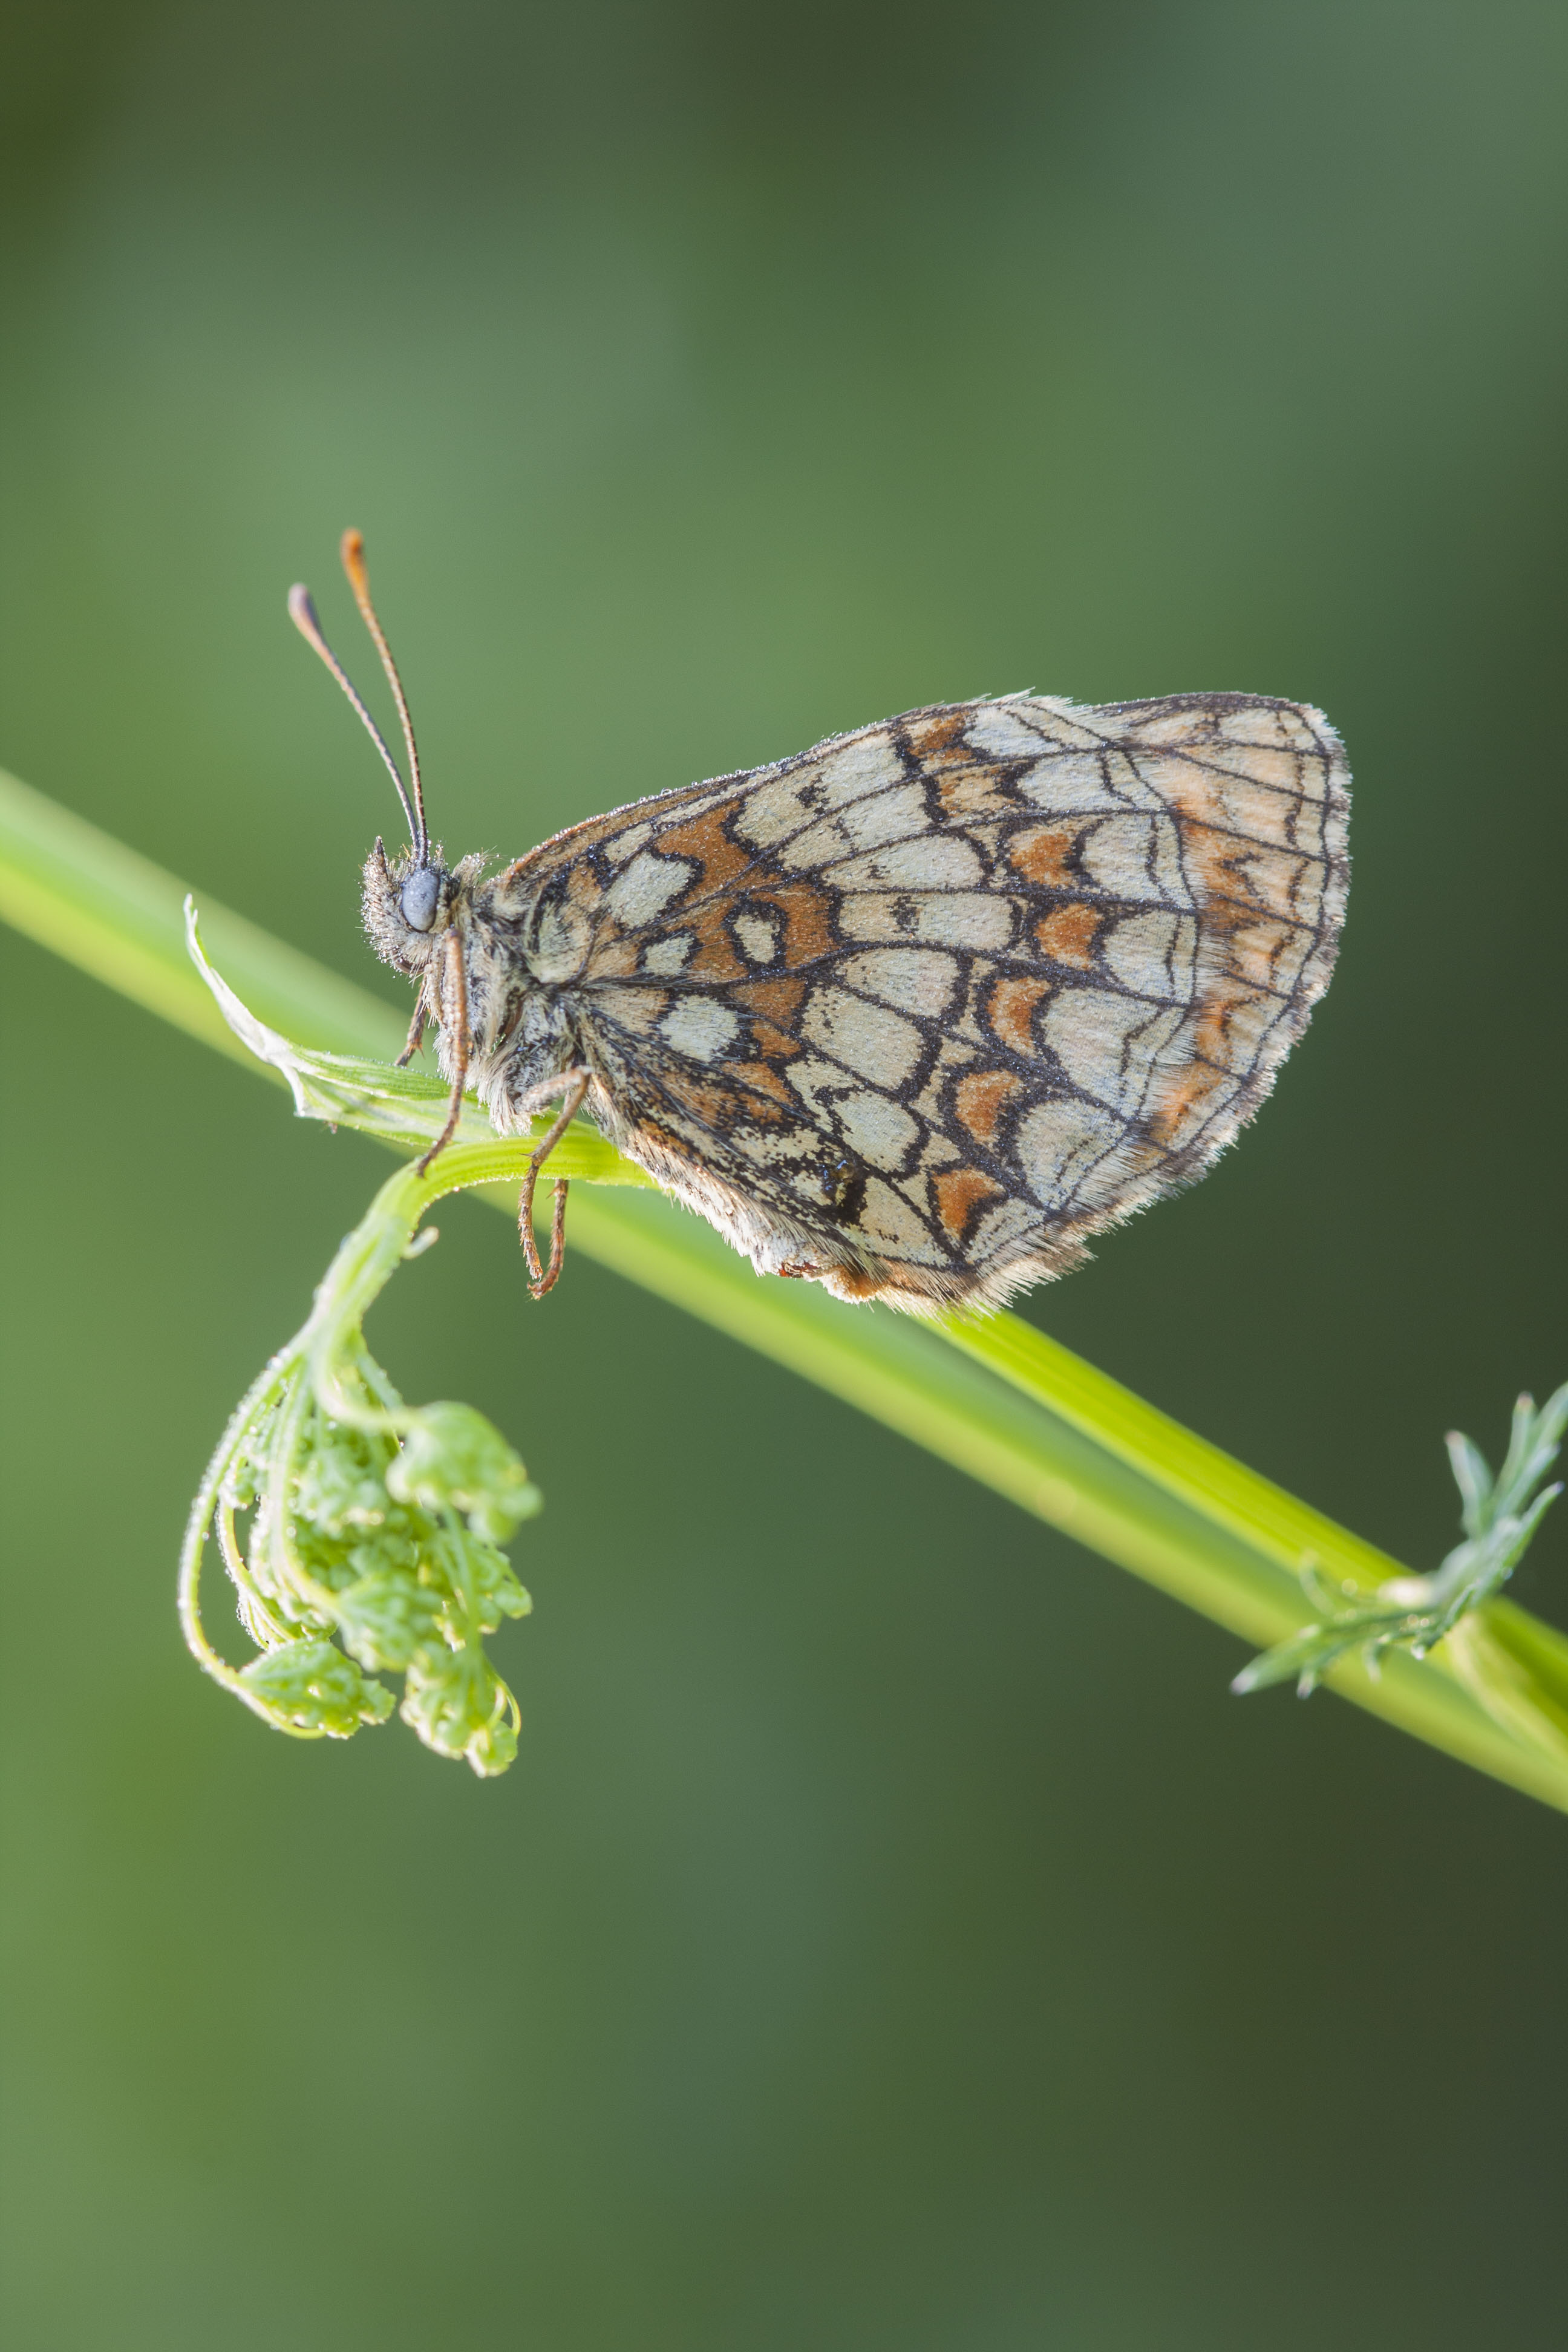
<box><xmin>293</xmin><ymin>535</ymin><xmax>1349</xmax><ymax>1313</ymax></box>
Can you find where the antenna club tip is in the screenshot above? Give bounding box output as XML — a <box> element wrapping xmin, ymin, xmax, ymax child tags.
<box><xmin>287</xmin><ymin>582</ymin><xmax>320</xmax><ymax>633</ymax></box>
<box><xmin>340</xmin><ymin>526</ymin><xmax>367</xmax><ymax>578</ymax></box>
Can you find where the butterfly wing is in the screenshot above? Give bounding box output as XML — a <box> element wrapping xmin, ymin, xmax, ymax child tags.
<box><xmin>517</xmin><ymin>692</ymin><xmax>1348</xmax><ymax>1312</ymax></box>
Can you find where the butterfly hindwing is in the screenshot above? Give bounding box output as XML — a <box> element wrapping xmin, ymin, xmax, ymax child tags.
<box><xmin>501</xmin><ymin>691</ymin><xmax>1348</xmax><ymax>1312</ymax></box>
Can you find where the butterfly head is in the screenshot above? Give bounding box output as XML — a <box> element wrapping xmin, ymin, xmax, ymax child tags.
<box><xmin>359</xmin><ymin>835</ymin><xmax>486</xmax><ymax>980</ymax></box>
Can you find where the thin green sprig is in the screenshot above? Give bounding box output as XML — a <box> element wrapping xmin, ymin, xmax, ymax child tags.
<box><xmin>1234</xmin><ymin>1388</ymin><xmax>1568</xmax><ymax>1700</ymax></box>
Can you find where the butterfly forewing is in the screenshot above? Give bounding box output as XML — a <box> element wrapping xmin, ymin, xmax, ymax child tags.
<box><xmin>494</xmin><ymin>691</ymin><xmax>1348</xmax><ymax>1312</ymax></box>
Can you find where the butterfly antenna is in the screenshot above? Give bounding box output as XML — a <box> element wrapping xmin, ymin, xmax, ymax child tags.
<box><xmin>339</xmin><ymin>528</ymin><xmax>428</xmax><ymax>863</ymax></box>
<box><xmin>288</xmin><ymin>577</ymin><xmax>422</xmax><ymax>855</ymax></box>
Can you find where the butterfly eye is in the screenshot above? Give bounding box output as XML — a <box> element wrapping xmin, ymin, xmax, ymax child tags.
<box><xmin>399</xmin><ymin>867</ymin><xmax>442</xmax><ymax>932</ymax></box>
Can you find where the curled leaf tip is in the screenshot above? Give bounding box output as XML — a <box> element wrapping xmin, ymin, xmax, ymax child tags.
<box><xmin>180</xmin><ymin>1157</ymin><xmax>544</xmax><ymax>1776</ymax></box>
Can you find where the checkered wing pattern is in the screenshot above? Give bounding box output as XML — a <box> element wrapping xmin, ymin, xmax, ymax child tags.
<box><xmin>504</xmin><ymin>691</ymin><xmax>1350</xmax><ymax>1312</ymax></box>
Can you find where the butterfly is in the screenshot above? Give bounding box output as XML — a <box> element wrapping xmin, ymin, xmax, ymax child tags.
<box><xmin>291</xmin><ymin>534</ymin><xmax>1350</xmax><ymax>1315</ymax></box>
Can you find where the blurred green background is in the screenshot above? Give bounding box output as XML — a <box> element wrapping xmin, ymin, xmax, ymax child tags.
<box><xmin>2</xmin><ymin>2</ymin><xmax>1566</xmax><ymax>2344</ymax></box>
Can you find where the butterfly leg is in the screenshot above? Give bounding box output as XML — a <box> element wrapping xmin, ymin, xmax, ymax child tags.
<box><xmin>394</xmin><ymin>998</ymin><xmax>426</xmax><ymax>1068</ymax></box>
<box><xmin>534</xmin><ymin>1180</ymin><xmax>570</xmax><ymax>1300</ymax></box>
<box><xmin>518</xmin><ymin>1069</ymin><xmax>590</xmax><ymax>1299</ymax></box>
<box><xmin>414</xmin><ymin>928</ymin><xmax>469</xmax><ymax>1177</ymax></box>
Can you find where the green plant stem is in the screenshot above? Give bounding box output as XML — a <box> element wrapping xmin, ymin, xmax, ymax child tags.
<box><xmin>7</xmin><ymin>762</ymin><xmax>1568</xmax><ymax>1811</ymax></box>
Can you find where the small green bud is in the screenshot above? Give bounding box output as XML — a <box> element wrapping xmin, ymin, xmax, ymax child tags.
<box><xmin>295</xmin><ymin>1436</ymin><xmax>397</xmax><ymax>1538</ymax></box>
<box><xmin>221</xmin><ymin>1401</ymin><xmax>280</xmax><ymax>1514</ymax></box>
<box><xmin>426</xmin><ymin>1523</ymin><xmax>533</xmax><ymax>1641</ymax></box>
<box><xmin>222</xmin><ymin>1452</ymin><xmax>263</xmax><ymax>1513</ymax></box>
<box><xmin>333</xmin><ymin>1567</ymin><xmax>445</xmax><ymax>1672</ymax></box>
<box><xmin>387</xmin><ymin>1402</ymin><xmax>543</xmax><ymax>1543</ymax></box>
<box><xmin>400</xmin><ymin>1644</ymin><xmax>518</xmax><ymax>1776</ymax></box>
<box><xmin>463</xmin><ymin>1708</ymin><xmax>520</xmax><ymax>1778</ymax></box>
<box><xmin>238</xmin><ymin>1639</ymin><xmax>394</xmax><ymax>1737</ymax></box>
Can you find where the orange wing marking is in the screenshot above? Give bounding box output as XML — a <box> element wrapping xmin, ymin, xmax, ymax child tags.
<box><xmin>652</xmin><ymin>800</ymin><xmax>756</xmax><ymax>900</ymax></box>
<box><xmin>1008</xmin><ymin>826</ymin><xmax>1079</xmax><ymax>887</ymax></box>
<box><xmin>676</xmin><ymin>900</ymin><xmax>748</xmax><ymax>983</ymax></box>
<box><xmin>747</xmin><ymin>1018</ymin><xmax>802</xmax><ymax>1062</ymax></box>
<box><xmin>1034</xmin><ymin>904</ymin><xmax>1102</xmax><ymax>968</ymax></box>
<box><xmin>954</xmin><ymin>1069</ymin><xmax>1025</xmax><ymax>1149</ymax></box>
<box><xmin>987</xmin><ymin>974</ymin><xmax>1052</xmax><ymax>1056</ymax></box>
<box><xmin>933</xmin><ymin>1166</ymin><xmax>1005</xmax><ymax>1239</ymax></box>
<box><xmin>734</xmin><ymin>975</ymin><xmax>806</xmax><ymax>1024</ymax></box>
<box><xmin>726</xmin><ymin>1060</ymin><xmax>794</xmax><ymax>1109</ymax></box>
